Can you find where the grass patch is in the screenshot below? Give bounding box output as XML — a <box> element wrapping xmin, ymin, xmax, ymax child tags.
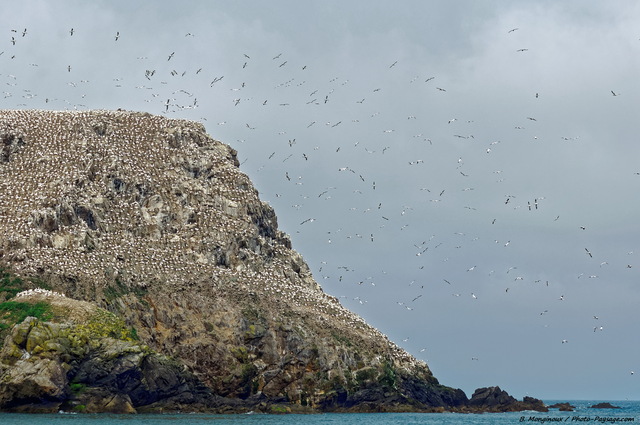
<box><xmin>0</xmin><ymin>267</ymin><xmax>26</xmax><ymax>299</ymax></box>
<box><xmin>0</xmin><ymin>300</ymin><xmax>53</xmax><ymax>349</ymax></box>
<box><xmin>0</xmin><ymin>301</ymin><xmax>53</xmax><ymax>324</ymax></box>
<box><xmin>69</xmin><ymin>382</ymin><xmax>87</xmax><ymax>394</ymax></box>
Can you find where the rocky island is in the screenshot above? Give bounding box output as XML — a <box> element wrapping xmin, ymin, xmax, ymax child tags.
<box><xmin>0</xmin><ymin>109</ymin><xmax>545</xmax><ymax>413</ymax></box>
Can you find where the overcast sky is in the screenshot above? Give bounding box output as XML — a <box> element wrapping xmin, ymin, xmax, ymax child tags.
<box><xmin>2</xmin><ymin>0</ymin><xmax>639</xmax><ymax>401</ymax></box>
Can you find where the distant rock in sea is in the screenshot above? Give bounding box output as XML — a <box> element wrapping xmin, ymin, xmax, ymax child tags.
<box><xmin>549</xmin><ymin>402</ymin><xmax>575</xmax><ymax>411</ymax></box>
<box><xmin>464</xmin><ymin>386</ymin><xmax>547</xmax><ymax>413</ymax></box>
<box><xmin>590</xmin><ymin>402</ymin><xmax>620</xmax><ymax>409</ymax></box>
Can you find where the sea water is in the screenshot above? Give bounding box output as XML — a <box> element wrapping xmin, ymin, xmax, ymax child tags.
<box><xmin>0</xmin><ymin>400</ymin><xmax>637</xmax><ymax>424</ymax></box>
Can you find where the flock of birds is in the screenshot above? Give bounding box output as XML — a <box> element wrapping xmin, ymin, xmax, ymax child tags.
<box><xmin>15</xmin><ymin>287</ymin><xmax>66</xmax><ymax>299</ymax></box>
<box><xmin>0</xmin><ymin>108</ymin><xmax>419</xmax><ymax>370</ymax></box>
<box><xmin>0</xmin><ymin>17</ymin><xmax>637</xmax><ymax>383</ymax></box>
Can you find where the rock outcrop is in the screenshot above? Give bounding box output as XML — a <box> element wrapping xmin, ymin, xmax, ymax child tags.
<box><xmin>465</xmin><ymin>386</ymin><xmax>547</xmax><ymax>413</ymax></box>
<box><xmin>0</xmin><ymin>293</ymin><xmax>211</xmax><ymax>413</ymax></box>
<box><xmin>0</xmin><ymin>110</ymin><xmax>539</xmax><ymax>413</ymax></box>
<box><xmin>549</xmin><ymin>402</ymin><xmax>575</xmax><ymax>411</ymax></box>
<box><xmin>590</xmin><ymin>403</ymin><xmax>620</xmax><ymax>409</ymax></box>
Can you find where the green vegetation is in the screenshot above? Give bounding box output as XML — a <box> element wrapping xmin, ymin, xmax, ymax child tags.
<box><xmin>231</xmin><ymin>346</ymin><xmax>249</xmax><ymax>363</ymax></box>
<box><xmin>73</xmin><ymin>309</ymin><xmax>139</xmax><ymax>342</ymax></box>
<box><xmin>0</xmin><ymin>267</ymin><xmax>26</xmax><ymax>299</ymax></box>
<box><xmin>0</xmin><ymin>300</ymin><xmax>53</xmax><ymax>348</ymax></box>
<box><xmin>69</xmin><ymin>382</ymin><xmax>87</xmax><ymax>394</ymax></box>
<box><xmin>0</xmin><ymin>301</ymin><xmax>53</xmax><ymax>324</ymax></box>
<box><xmin>379</xmin><ymin>360</ymin><xmax>398</xmax><ymax>390</ymax></box>
<box><xmin>270</xmin><ymin>404</ymin><xmax>290</xmax><ymax>414</ymax></box>
<box><xmin>0</xmin><ymin>266</ymin><xmax>53</xmax><ymax>300</ymax></box>
<box><xmin>238</xmin><ymin>363</ymin><xmax>258</xmax><ymax>397</ymax></box>
<box><xmin>243</xmin><ymin>322</ymin><xmax>266</xmax><ymax>341</ymax></box>
<box><xmin>241</xmin><ymin>307</ymin><xmax>268</xmax><ymax>342</ymax></box>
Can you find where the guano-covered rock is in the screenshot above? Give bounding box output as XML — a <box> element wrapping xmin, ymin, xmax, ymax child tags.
<box><xmin>0</xmin><ymin>109</ymin><xmax>533</xmax><ymax>413</ymax></box>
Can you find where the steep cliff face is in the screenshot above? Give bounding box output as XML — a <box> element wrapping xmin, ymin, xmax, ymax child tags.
<box><xmin>0</xmin><ymin>109</ymin><xmax>468</xmax><ymax>412</ymax></box>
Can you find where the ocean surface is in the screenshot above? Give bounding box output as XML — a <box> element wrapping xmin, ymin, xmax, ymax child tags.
<box><xmin>0</xmin><ymin>401</ymin><xmax>637</xmax><ymax>425</ymax></box>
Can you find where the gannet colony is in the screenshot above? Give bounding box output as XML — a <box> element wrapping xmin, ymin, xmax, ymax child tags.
<box><xmin>0</xmin><ymin>109</ymin><xmax>545</xmax><ymax>413</ymax></box>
